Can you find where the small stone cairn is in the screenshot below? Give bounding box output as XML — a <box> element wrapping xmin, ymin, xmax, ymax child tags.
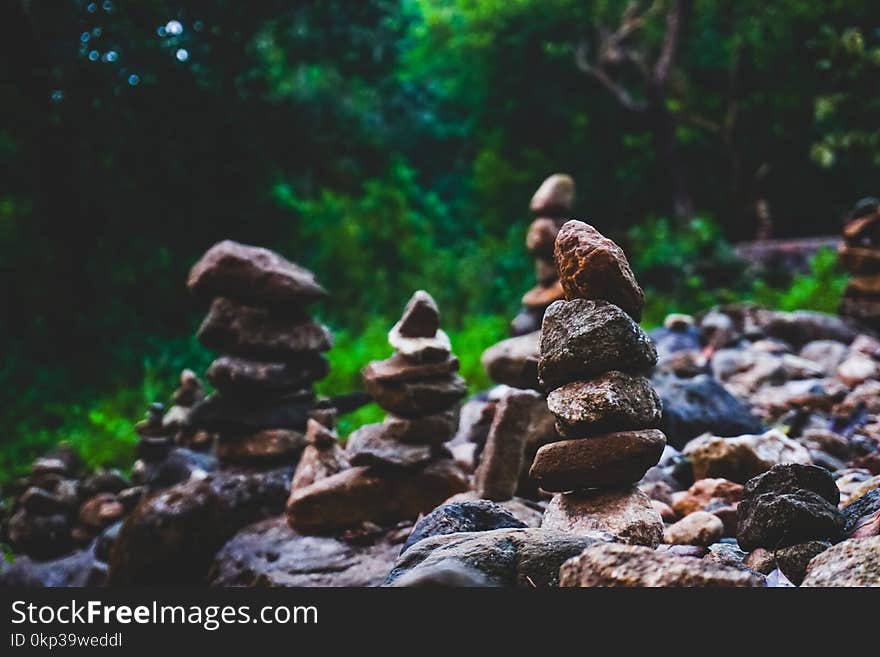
<box><xmin>186</xmin><ymin>240</ymin><xmax>332</xmax><ymax>467</ymax></box>
<box><xmin>286</xmin><ymin>291</ymin><xmax>469</xmax><ymax>533</ymax></box>
<box><xmin>531</xmin><ymin>220</ymin><xmax>667</xmax><ymax>546</ymax></box>
<box><xmin>511</xmin><ymin>173</ymin><xmax>575</xmax><ymax>337</ymax></box>
<box><xmin>839</xmin><ymin>197</ymin><xmax>880</xmax><ymax>331</ymax></box>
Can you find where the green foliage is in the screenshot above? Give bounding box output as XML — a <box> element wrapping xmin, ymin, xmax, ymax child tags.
<box><xmin>750</xmin><ymin>248</ymin><xmax>848</xmax><ymax>313</ymax></box>
<box><xmin>628</xmin><ymin>216</ymin><xmax>749</xmax><ymax>327</ymax></box>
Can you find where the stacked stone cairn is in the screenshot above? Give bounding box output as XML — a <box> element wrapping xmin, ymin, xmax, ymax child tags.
<box><xmin>286</xmin><ymin>291</ymin><xmax>469</xmax><ymax>533</ymax></box>
<box><xmin>186</xmin><ymin>240</ymin><xmax>331</xmax><ymax>467</ymax></box>
<box><xmin>510</xmin><ymin>174</ymin><xmax>576</xmax><ymax>337</ymax></box>
<box><xmin>161</xmin><ymin>369</ymin><xmax>210</xmax><ymax>449</ymax></box>
<box><xmin>839</xmin><ymin>197</ymin><xmax>880</xmax><ymax>331</ymax></box>
<box><xmin>531</xmin><ymin>220</ymin><xmax>667</xmax><ymax>546</ymax></box>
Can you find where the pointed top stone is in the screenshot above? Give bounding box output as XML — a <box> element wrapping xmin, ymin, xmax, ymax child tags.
<box><xmin>530</xmin><ymin>174</ymin><xmax>575</xmax><ymax>215</ymax></box>
<box><xmin>554</xmin><ymin>220</ymin><xmax>645</xmax><ymax>321</ymax></box>
<box><xmin>304</xmin><ymin>418</ymin><xmax>338</xmax><ymax>448</ymax></box>
<box><xmin>397</xmin><ymin>290</ymin><xmax>440</xmax><ymax>338</ymax></box>
<box><xmin>187</xmin><ymin>240</ymin><xmax>326</xmax><ymax>309</ymax></box>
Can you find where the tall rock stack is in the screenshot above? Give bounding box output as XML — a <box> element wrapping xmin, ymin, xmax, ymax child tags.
<box><xmin>531</xmin><ymin>220</ymin><xmax>667</xmax><ymax>546</ymax></box>
<box><xmin>186</xmin><ymin>240</ymin><xmax>331</xmax><ymax>467</ymax></box>
<box><xmin>511</xmin><ymin>174</ymin><xmax>575</xmax><ymax>336</ymax></box>
<box><xmin>286</xmin><ymin>291</ymin><xmax>469</xmax><ymax>533</ymax></box>
<box><xmin>839</xmin><ymin>197</ymin><xmax>880</xmax><ymax>331</ymax></box>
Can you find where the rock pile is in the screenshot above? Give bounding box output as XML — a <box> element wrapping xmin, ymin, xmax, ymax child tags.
<box><xmin>839</xmin><ymin>197</ymin><xmax>880</xmax><ymax>331</ymax></box>
<box><xmin>286</xmin><ymin>291</ymin><xmax>469</xmax><ymax>533</ymax></box>
<box><xmin>736</xmin><ymin>463</ymin><xmax>844</xmax><ymax>583</ymax></box>
<box><xmin>531</xmin><ymin>220</ymin><xmax>666</xmax><ymax>546</ymax></box>
<box><xmin>162</xmin><ymin>369</ymin><xmax>209</xmax><ymax>449</ymax></box>
<box><xmin>186</xmin><ymin>240</ymin><xmax>332</xmax><ymax>467</ymax></box>
<box><xmin>4</xmin><ymin>445</ymin><xmax>133</xmax><ymax>562</ymax></box>
<box><xmin>511</xmin><ymin>173</ymin><xmax>575</xmax><ymax>337</ymax></box>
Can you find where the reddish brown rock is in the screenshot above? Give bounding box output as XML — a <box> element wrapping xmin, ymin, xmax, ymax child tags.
<box><xmin>215</xmin><ymin>428</ymin><xmax>305</xmax><ymax>465</ymax></box>
<box><xmin>560</xmin><ymin>543</ymin><xmax>764</xmax><ymax>587</ymax></box>
<box><xmin>522</xmin><ymin>280</ymin><xmax>565</xmax><ymax>309</ymax></box>
<box><xmin>364</xmin><ymin>374</ymin><xmax>467</xmax><ymax>418</ymax></box>
<box><xmin>554</xmin><ymin>220</ymin><xmax>645</xmax><ymax>321</ymax></box>
<box><xmin>291</xmin><ymin>420</ymin><xmax>349</xmax><ymax>491</ymax></box>
<box><xmin>663</xmin><ymin>511</ymin><xmax>724</xmax><ymax>547</ymax></box>
<box><xmin>382</xmin><ymin>410</ymin><xmax>459</xmax><ymax>446</ymax></box>
<box><xmin>671</xmin><ymin>478</ymin><xmax>744</xmax><ymax>517</ymax></box>
<box><xmin>188</xmin><ymin>240</ymin><xmax>326</xmax><ymax>308</ymax></box>
<box><xmin>286</xmin><ymin>460</ymin><xmax>469</xmax><ymax>533</ymax></box>
<box><xmin>838</xmin><ymin>245</ymin><xmax>880</xmax><ymax>274</ymax></box>
<box><xmin>526</xmin><ymin>217</ymin><xmax>564</xmax><ymax>258</ymax></box>
<box><xmin>361</xmin><ymin>354</ymin><xmax>459</xmax><ymax>384</ymax></box>
<box><xmin>529</xmin><ymin>429</ymin><xmax>666</xmax><ymax>492</ymax></box>
<box><xmin>481</xmin><ymin>332</ymin><xmax>540</xmax><ymax>389</ymax></box>
<box><xmin>346</xmin><ymin>423</ymin><xmax>434</xmax><ymax>468</ymax></box>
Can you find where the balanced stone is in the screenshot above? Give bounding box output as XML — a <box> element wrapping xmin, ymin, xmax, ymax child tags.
<box><xmin>382</xmin><ymin>410</ymin><xmax>459</xmax><ymax>446</ymax></box>
<box><xmin>530</xmin><ymin>173</ymin><xmax>575</xmax><ymax>215</ymax></box>
<box><xmin>362</xmin><ymin>353</ymin><xmax>459</xmax><ymax>384</ymax></box>
<box><xmin>188</xmin><ymin>391</ymin><xmax>315</xmax><ymax>433</ymax></box>
<box><xmin>286</xmin><ymin>460</ymin><xmax>469</xmax><ymax>533</ymax></box>
<box><xmin>187</xmin><ymin>240</ymin><xmax>326</xmax><ymax>309</ymax></box>
<box><xmin>554</xmin><ymin>220</ymin><xmax>645</xmax><ymax>321</ymax></box>
<box><xmin>538</xmin><ymin>299</ymin><xmax>657</xmax><ymax>389</ymax></box>
<box><xmin>527</xmin><ymin>218</ymin><xmax>565</xmax><ymax>258</ymax></box>
<box><xmin>546</xmin><ymin>371</ymin><xmax>662</xmax><ymax>438</ymax></box>
<box><xmin>214</xmin><ymin>428</ymin><xmax>305</xmax><ymax>465</ymax></box>
<box><xmin>396</xmin><ymin>290</ymin><xmax>440</xmax><ymax>338</ymax></box>
<box><xmin>542</xmin><ymin>487</ymin><xmax>663</xmax><ymax>547</ymax></box>
<box><xmin>197</xmin><ymin>297</ymin><xmax>332</xmax><ymax>359</ymax></box>
<box><xmin>364</xmin><ymin>374</ymin><xmax>467</xmax><ymax>418</ymax></box>
<box><xmin>480</xmin><ymin>332</ymin><xmax>540</xmax><ymax>389</ymax></box>
<box><xmin>206</xmin><ymin>354</ymin><xmax>329</xmax><ymax>397</ymax></box>
<box><xmin>529</xmin><ymin>429</ymin><xmax>666</xmax><ymax>492</ymax></box>
<box><xmin>346</xmin><ymin>423</ymin><xmax>434</xmax><ymax>468</ymax></box>
<box><xmin>291</xmin><ymin>419</ymin><xmax>349</xmax><ymax>491</ymax></box>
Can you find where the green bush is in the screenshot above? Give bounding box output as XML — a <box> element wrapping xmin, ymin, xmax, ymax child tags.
<box><xmin>749</xmin><ymin>248</ymin><xmax>847</xmax><ymax>313</ymax></box>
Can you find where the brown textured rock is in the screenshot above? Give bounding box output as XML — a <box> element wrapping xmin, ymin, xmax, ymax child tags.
<box><xmin>774</xmin><ymin>540</ymin><xmax>831</xmax><ymax>585</ymax></box>
<box><xmin>683</xmin><ymin>430</ymin><xmax>812</xmax><ymax>483</ymax></box>
<box><xmin>546</xmin><ymin>371</ymin><xmax>662</xmax><ymax>438</ymax></box>
<box><xmin>527</xmin><ymin>217</ymin><xmax>564</xmax><ymax>258</ymax></box>
<box><xmin>382</xmin><ymin>410</ymin><xmax>459</xmax><ymax>446</ymax></box>
<box><xmin>672</xmin><ymin>478</ymin><xmax>743</xmax><ymax>517</ymax></box>
<box><xmin>838</xmin><ymin>245</ymin><xmax>880</xmax><ymax>274</ymax></box>
<box><xmin>198</xmin><ymin>297</ymin><xmax>332</xmax><ymax>359</ymax></box>
<box><xmin>346</xmin><ymin>423</ymin><xmax>434</xmax><ymax>468</ymax></box>
<box><xmin>541</xmin><ymin>487</ymin><xmax>663</xmax><ymax>547</ymax></box>
<box><xmin>206</xmin><ymin>354</ymin><xmax>329</xmax><ymax>396</ymax></box>
<box><xmin>474</xmin><ymin>390</ymin><xmax>543</xmax><ymax>501</ymax></box>
<box><xmin>481</xmin><ymin>332</ymin><xmax>540</xmax><ymax>389</ymax></box>
<box><xmin>538</xmin><ymin>299</ymin><xmax>657</xmax><ymax>389</ymax></box>
<box><xmin>560</xmin><ymin>543</ymin><xmax>764</xmax><ymax>587</ymax></box>
<box><xmin>530</xmin><ymin>173</ymin><xmax>575</xmax><ymax>215</ymax></box>
<box><xmin>529</xmin><ymin>429</ymin><xmax>666</xmax><ymax>492</ymax></box>
<box><xmin>554</xmin><ymin>220</ymin><xmax>645</xmax><ymax>320</ymax></box>
<box><xmin>286</xmin><ymin>460</ymin><xmax>469</xmax><ymax>533</ymax></box>
<box><xmin>215</xmin><ymin>429</ymin><xmax>305</xmax><ymax>464</ymax></box>
<box><xmin>291</xmin><ymin>422</ymin><xmax>349</xmax><ymax>491</ymax></box>
<box><xmin>362</xmin><ymin>353</ymin><xmax>459</xmax><ymax>384</ymax></box>
<box><xmin>801</xmin><ymin>536</ymin><xmax>880</xmax><ymax>587</ymax></box>
<box><xmin>364</xmin><ymin>374</ymin><xmax>467</xmax><ymax>418</ymax></box>
<box><xmin>663</xmin><ymin>511</ymin><xmax>724</xmax><ymax>547</ymax></box>
<box><xmin>188</xmin><ymin>240</ymin><xmax>326</xmax><ymax>308</ymax></box>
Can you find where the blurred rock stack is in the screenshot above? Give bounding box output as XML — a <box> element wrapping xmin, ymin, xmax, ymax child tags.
<box><xmin>511</xmin><ymin>174</ymin><xmax>575</xmax><ymax>337</ymax></box>
<box><xmin>5</xmin><ymin>446</ymin><xmax>134</xmax><ymax>561</ymax></box>
<box><xmin>186</xmin><ymin>240</ymin><xmax>332</xmax><ymax>467</ymax></box>
<box><xmin>286</xmin><ymin>291</ymin><xmax>469</xmax><ymax>533</ymax></box>
<box><xmin>839</xmin><ymin>197</ymin><xmax>880</xmax><ymax>331</ymax></box>
<box><xmin>531</xmin><ymin>220</ymin><xmax>667</xmax><ymax>546</ymax></box>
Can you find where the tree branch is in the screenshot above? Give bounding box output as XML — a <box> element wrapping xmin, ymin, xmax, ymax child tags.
<box><xmin>576</xmin><ymin>41</ymin><xmax>648</xmax><ymax>113</ymax></box>
<box><xmin>654</xmin><ymin>0</ymin><xmax>692</xmax><ymax>88</ymax></box>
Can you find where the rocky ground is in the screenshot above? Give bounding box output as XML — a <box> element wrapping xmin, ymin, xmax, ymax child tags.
<box><xmin>2</xmin><ymin>187</ymin><xmax>879</xmax><ymax>588</ymax></box>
